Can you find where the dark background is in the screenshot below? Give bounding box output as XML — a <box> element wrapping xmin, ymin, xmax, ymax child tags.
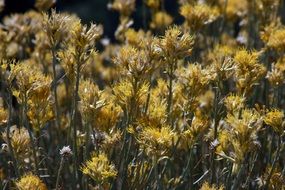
<box><xmin>0</xmin><ymin>0</ymin><xmax>180</xmax><ymax>40</ymax></box>
<box><xmin>1</xmin><ymin>0</ymin><xmax>285</xmax><ymax>41</ymax></box>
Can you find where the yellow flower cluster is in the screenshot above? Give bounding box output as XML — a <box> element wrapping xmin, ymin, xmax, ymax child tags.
<box><xmin>81</xmin><ymin>153</ymin><xmax>117</xmax><ymax>184</ymax></box>
<box><xmin>16</xmin><ymin>174</ymin><xmax>47</xmax><ymax>190</ymax></box>
<box><xmin>0</xmin><ymin>0</ymin><xmax>284</xmax><ymax>189</ymax></box>
<box><xmin>180</xmin><ymin>3</ymin><xmax>219</xmax><ymax>31</ymax></box>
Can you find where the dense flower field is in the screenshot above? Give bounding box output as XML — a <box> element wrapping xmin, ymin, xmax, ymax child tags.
<box><xmin>0</xmin><ymin>0</ymin><xmax>285</xmax><ymax>189</ymax></box>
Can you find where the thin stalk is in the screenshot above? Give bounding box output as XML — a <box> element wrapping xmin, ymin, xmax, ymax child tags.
<box><xmin>117</xmin><ymin>125</ymin><xmax>128</xmax><ymax>190</ymax></box>
<box><xmin>71</xmin><ymin>62</ymin><xmax>81</xmax><ymax>185</ymax></box>
<box><xmin>161</xmin><ymin>0</ymin><xmax>165</xmax><ymax>11</ymax></box>
<box><xmin>24</xmin><ymin>94</ymin><xmax>40</xmax><ymax>176</ymax></box>
<box><xmin>167</xmin><ymin>60</ymin><xmax>174</xmax><ymax>122</ymax></box>
<box><xmin>244</xmin><ymin>153</ymin><xmax>258</xmax><ymax>189</ymax></box>
<box><xmin>144</xmin><ymin>75</ymin><xmax>152</xmax><ymax>115</ymax></box>
<box><xmin>145</xmin><ymin>165</ymin><xmax>154</xmax><ymax>186</ymax></box>
<box><xmin>121</xmin><ymin>132</ymin><xmax>134</xmax><ymax>188</ymax></box>
<box><xmin>264</xmin><ymin>135</ymin><xmax>282</xmax><ymax>190</ymax></box>
<box><xmin>218</xmin><ymin>0</ymin><xmax>228</xmax><ymax>37</ymax></box>
<box><xmin>174</xmin><ymin>148</ymin><xmax>193</xmax><ymax>190</ymax></box>
<box><xmin>268</xmin><ymin>88</ymin><xmax>278</xmax><ymax>165</ymax></box>
<box><xmin>226</xmin><ymin>162</ymin><xmax>233</xmax><ymax>189</ymax></box>
<box><xmin>51</xmin><ymin>47</ymin><xmax>61</xmax><ymax>128</ymax></box>
<box><xmin>211</xmin><ymin>86</ymin><xmax>220</xmax><ymax>184</ymax></box>
<box><xmin>154</xmin><ymin>157</ymin><xmax>162</xmax><ymax>190</ymax></box>
<box><xmin>6</xmin><ymin>88</ymin><xmax>20</xmax><ymax>177</ymax></box>
<box><xmin>120</xmin><ymin>78</ymin><xmax>139</xmax><ymax>189</ymax></box>
<box><xmin>193</xmin><ymin>170</ymin><xmax>209</xmax><ymax>185</ymax></box>
<box><xmin>2</xmin><ymin>180</ymin><xmax>8</xmax><ymax>190</ymax></box>
<box><xmin>84</xmin><ymin>123</ymin><xmax>91</xmax><ymax>160</ymax></box>
<box><xmin>231</xmin><ymin>158</ymin><xmax>247</xmax><ymax>190</ymax></box>
<box><xmin>132</xmin><ymin>152</ymin><xmax>146</xmax><ymax>188</ymax></box>
<box><xmin>27</xmin><ymin>124</ymin><xmax>40</xmax><ymax>176</ymax></box>
<box><xmin>83</xmin><ymin>122</ymin><xmax>91</xmax><ymax>190</ymax></box>
<box><xmin>55</xmin><ymin>157</ymin><xmax>65</xmax><ymax>190</ymax></box>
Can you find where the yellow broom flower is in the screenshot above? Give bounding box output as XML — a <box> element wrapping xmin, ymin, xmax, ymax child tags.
<box><xmin>264</xmin><ymin>109</ymin><xmax>284</xmax><ymax>134</ymax></box>
<box><xmin>16</xmin><ymin>174</ymin><xmax>47</xmax><ymax>190</ymax></box>
<box><xmin>81</xmin><ymin>153</ymin><xmax>117</xmax><ymax>184</ymax></box>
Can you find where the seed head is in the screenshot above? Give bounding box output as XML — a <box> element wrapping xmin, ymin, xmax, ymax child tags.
<box><xmin>59</xmin><ymin>145</ymin><xmax>73</xmax><ymax>157</ymax></box>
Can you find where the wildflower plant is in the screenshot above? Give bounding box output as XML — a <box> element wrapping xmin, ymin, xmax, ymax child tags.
<box><xmin>0</xmin><ymin>0</ymin><xmax>285</xmax><ymax>190</ymax></box>
<box><xmin>81</xmin><ymin>152</ymin><xmax>117</xmax><ymax>187</ymax></box>
<box><xmin>16</xmin><ymin>173</ymin><xmax>47</xmax><ymax>190</ymax></box>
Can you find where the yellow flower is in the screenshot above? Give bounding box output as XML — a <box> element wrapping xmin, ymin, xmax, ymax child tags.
<box><xmin>264</xmin><ymin>109</ymin><xmax>284</xmax><ymax>134</ymax></box>
<box><xmin>9</xmin><ymin>61</ymin><xmax>42</xmax><ymax>98</ymax></box>
<box><xmin>267</xmin><ymin>28</ymin><xmax>285</xmax><ymax>52</ymax></box>
<box><xmin>70</xmin><ymin>21</ymin><xmax>102</xmax><ymax>54</ymax></box>
<box><xmin>42</xmin><ymin>10</ymin><xmax>71</xmax><ymax>47</ymax></box>
<box><xmin>2</xmin><ymin>126</ymin><xmax>30</xmax><ymax>159</ymax></box>
<box><xmin>207</xmin><ymin>44</ymin><xmax>236</xmax><ymax>80</ymax></box>
<box><xmin>16</xmin><ymin>174</ymin><xmax>47</xmax><ymax>190</ymax></box>
<box><xmin>94</xmin><ymin>99</ymin><xmax>122</xmax><ymax>132</ymax></box>
<box><xmin>145</xmin><ymin>0</ymin><xmax>160</xmax><ymax>9</ymax></box>
<box><xmin>0</xmin><ymin>167</ymin><xmax>4</xmax><ymax>181</ymax></box>
<box><xmin>179</xmin><ymin>63</ymin><xmax>211</xmax><ymax>100</ymax></box>
<box><xmin>257</xmin><ymin>166</ymin><xmax>284</xmax><ymax>190</ymax></box>
<box><xmin>108</xmin><ymin>0</ymin><xmax>136</xmax><ymax>17</ymax></box>
<box><xmin>127</xmin><ymin>161</ymin><xmax>151</xmax><ymax>186</ymax></box>
<box><xmin>58</xmin><ymin>47</ymin><xmax>77</xmax><ymax>84</ymax></box>
<box><xmin>124</xmin><ymin>28</ymin><xmax>145</xmax><ymax>47</ymax></box>
<box><xmin>224</xmin><ymin>94</ymin><xmax>245</xmax><ymax>113</ymax></box>
<box><xmin>113</xmin><ymin>80</ymin><xmax>148</xmax><ymax>112</ymax></box>
<box><xmin>224</xmin><ymin>109</ymin><xmax>263</xmax><ymax>163</ymax></box>
<box><xmin>27</xmin><ymin>75</ymin><xmax>54</xmax><ymax>131</ymax></box>
<box><xmin>220</xmin><ymin>0</ymin><xmax>248</xmax><ymax>21</ymax></box>
<box><xmin>0</xmin><ymin>29</ymin><xmax>7</xmax><ymax>59</ymax></box>
<box><xmin>260</xmin><ymin>20</ymin><xmax>282</xmax><ymax>44</ymax></box>
<box><xmin>200</xmin><ymin>182</ymin><xmax>224</xmax><ymax>190</ymax></box>
<box><xmin>81</xmin><ymin>153</ymin><xmax>117</xmax><ymax>184</ymax></box>
<box><xmin>79</xmin><ymin>79</ymin><xmax>105</xmax><ymax>123</ymax></box>
<box><xmin>159</xmin><ymin>25</ymin><xmax>194</xmax><ymax>59</ymax></box>
<box><xmin>9</xmin><ymin>60</ymin><xmax>51</xmax><ymax>115</ymax></box>
<box><xmin>114</xmin><ymin>46</ymin><xmax>153</xmax><ymax>79</ymax></box>
<box><xmin>150</xmin><ymin>11</ymin><xmax>173</xmax><ymax>30</ymax></box>
<box><xmin>35</xmin><ymin>0</ymin><xmax>55</xmax><ymax>11</ymax></box>
<box><xmin>0</xmin><ymin>107</ymin><xmax>8</xmax><ymax>125</ymax></box>
<box><xmin>266</xmin><ymin>63</ymin><xmax>285</xmax><ymax>87</ymax></box>
<box><xmin>147</xmin><ymin>98</ymin><xmax>167</xmax><ymax>125</ymax></box>
<box><xmin>216</xmin><ymin>129</ymin><xmax>231</xmax><ymax>154</ymax></box>
<box><xmin>0</xmin><ymin>0</ymin><xmax>4</xmax><ymax>12</ymax></box>
<box><xmin>181</xmin><ymin>115</ymin><xmax>210</xmax><ymax>148</ymax></box>
<box><xmin>180</xmin><ymin>3</ymin><xmax>219</xmax><ymax>30</ymax></box>
<box><xmin>234</xmin><ymin>49</ymin><xmax>266</xmax><ymax>96</ymax></box>
<box><xmin>138</xmin><ymin>125</ymin><xmax>176</xmax><ymax>157</ymax></box>
<box><xmin>102</xmin><ymin>130</ymin><xmax>122</xmax><ymax>151</ymax></box>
